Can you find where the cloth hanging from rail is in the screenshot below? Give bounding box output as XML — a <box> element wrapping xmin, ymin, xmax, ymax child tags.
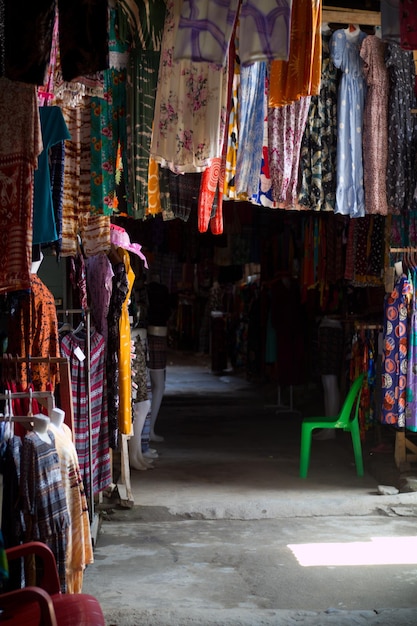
<box><xmin>60</xmin><ymin>329</ymin><xmax>111</xmax><ymax>495</ymax></box>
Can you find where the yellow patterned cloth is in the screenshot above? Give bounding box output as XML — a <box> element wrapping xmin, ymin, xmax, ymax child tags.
<box><xmin>118</xmin><ymin>248</ymin><xmax>135</xmax><ymax>434</ymax></box>
<box><xmin>269</xmin><ymin>0</ymin><xmax>322</xmax><ymax>107</ymax></box>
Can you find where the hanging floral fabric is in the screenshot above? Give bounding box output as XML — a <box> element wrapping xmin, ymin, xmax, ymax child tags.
<box><xmin>267</xmin><ymin>96</ymin><xmax>311</xmax><ymax>208</ymax></box>
<box><xmin>150</xmin><ymin>0</ymin><xmax>229</xmax><ymax>174</ymax></box>
<box><xmin>385</xmin><ymin>42</ymin><xmax>417</xmax><ymax>214</ymax></box>
<box><xmin>298</xmin><ymin>29</ymin><xmax>337</xmax><ymax>212</ymax></box>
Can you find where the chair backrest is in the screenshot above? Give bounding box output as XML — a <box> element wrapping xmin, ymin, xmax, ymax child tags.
<box><xmin>333</xmin><ymin>373</ymin><xmax>365</xmax><ymax>429</ymax></box>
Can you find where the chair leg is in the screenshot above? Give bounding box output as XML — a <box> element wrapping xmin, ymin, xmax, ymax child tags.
<box><xmin>300</xmin><ymin>424</ymin><xmax>313</xmax><ymax>478</ymax></box>
<box><xmin>350</xmin><ymin>421</ymin><xmax>364</xmax><ymax>477</ymax></box>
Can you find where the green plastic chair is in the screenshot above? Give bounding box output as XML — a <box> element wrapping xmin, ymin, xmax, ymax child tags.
<box><xmin>299</xmin><ymin>373</ymin><xmax>365</xmax><ymax>478</ymax></box>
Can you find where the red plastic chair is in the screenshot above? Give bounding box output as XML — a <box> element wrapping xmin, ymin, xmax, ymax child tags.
<box><xmin>0</xmin><ymin>541</ymin><xmax>105</xmax><ymax>625</ymax></box>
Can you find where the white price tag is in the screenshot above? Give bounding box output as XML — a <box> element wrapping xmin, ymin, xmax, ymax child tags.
<box><xmin>74</xmin><ymin>346</ymin><xmax>86</xmax><ymax>362</ymax></box>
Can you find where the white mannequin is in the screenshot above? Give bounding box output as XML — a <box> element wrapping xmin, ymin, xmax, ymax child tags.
<box><xmin>32</xmin><ymin>414</ymin><xmax>51</xmax><ymax>444</ymax></box>
<box><xmin>146</xmin><ymin>274</ymin><xmax>171</xmax><ymax>443</ymax></box>
<box><xmin>50</xmin><ymin>407</ymin><xmax>65</xmax><ymax>431</ymax></box>
<box><xmin>128</xmin><ymin>399</ymin><xmax>153</xmax><ymax>470</ymax></box>
<box><xmin>31</xmin><ymin>251</ymin><xmax>44</xmax><ymax>275</ymax></box>
<box><xmin>149</xmin><ymin>367</ymin><xmax>165</xmax><ymax>442</ymax></box>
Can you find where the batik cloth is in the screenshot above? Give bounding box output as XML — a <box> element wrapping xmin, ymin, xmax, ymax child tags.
<box><xmin>0</xmin><ymin>78</ymin><xmax>42</xmax><ymax>294</ymax></box>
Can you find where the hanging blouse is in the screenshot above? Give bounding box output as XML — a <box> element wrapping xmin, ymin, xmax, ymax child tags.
<box><xmin>33</xmin><ymin>106</ymin><xmax>71</xmax><ymax>245</ymax></box>
<box><xmin>7</xmin><ymin>273</ymin><xmax>61</xmax><ymax>391</ymax></box>
<box><xmin>268</xmin><ymin>0</ymin><xmax>322</xmax><ymax>107</ymax></box>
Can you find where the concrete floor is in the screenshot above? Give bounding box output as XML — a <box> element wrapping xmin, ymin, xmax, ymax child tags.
<box><xmin>82</xmin><ymin>352</ymin><xmax>417</xmax><ymax>625</ymax></box>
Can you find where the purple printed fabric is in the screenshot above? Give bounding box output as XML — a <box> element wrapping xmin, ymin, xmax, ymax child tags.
<box><xmin>174</xmin><ymin>0</ymin><xmax>292</xmax><ymax>66</ymax></box>
<box><xmin>239</xmin><ymin>0</ymin><xmax>292</xmax><ymax>65</ymax></box>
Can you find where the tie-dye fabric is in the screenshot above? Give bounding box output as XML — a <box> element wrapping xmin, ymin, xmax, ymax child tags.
<box><xmin>174</xmin><ymin>0</ymin><xmax>291</xmax><ymax>66</ymax></box>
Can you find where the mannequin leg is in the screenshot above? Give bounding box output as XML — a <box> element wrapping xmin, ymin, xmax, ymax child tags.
<box><xmin>322</xmin><ymin>374</ymin><xmax>340</xmax><ymax>416</ymax></box>
<box><xmin>129</xmin><ymin>400</ymin><xmax>153</xmax><ymax>470</ymax></box>
<box><xmin>149</xmin><ymin>368</ymin><xmax>166</xmax><ymax>442</ymax></box>
<box><xmin>314</xmin><ymin>375</ymin><xmax>339</xmax><ymax>440</ymax></box>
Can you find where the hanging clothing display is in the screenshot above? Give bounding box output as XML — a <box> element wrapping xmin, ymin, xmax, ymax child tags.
<box><xmin>381</xmin><ymin>273</ymin><xmax>412</xmax><ymax>427</ymax></box>
<box><xmin>106</xmin><ymin>253</ymin><xmax>129</xmax><ymax>449</ymax></box>
<box><xmin>298</xmin><ymin>29</ymin><xmax>338</xmax><ymax>212</ymax></box>
<box><xmin>50</xmin><ymin>420</ymin><xmax>93</xmax><ymax>594</ymax></box>
<box><xmin>90</xmin><ymin>6</ymin><xmax>129</xmax><ymax>217</ymax></box>
<box><xmin>330</xmin><ymin>27</ymin><xmax>367</xmax><ymax>218</ymax></box>
<box><xmin>268</xmin><ymin>0</ymin><xmax>322</xmax><ymax>107</ymax></box>
<box><xmin>400</xmin><ymin>0</ymin><xmax>417</xmax><ymax>50</ymax></box>
<box><xmin>150</xmin><ymin>0</ymin><xmax>229</xmax><ymax>174</ymax></box>
<box><xmin>3</xmin><ymin>0</ymin><xmax>108</xmax><ymax>84</ymax></box>
<box><xmin>7</xmin><ymin>273</ymin><xmax>61</xmax><ymax>391</ymax></box>
<box><xmin>268</xmin><ymin>96</ymin><xmax>311</xmax><ymax>208</ymax></box>
<box><xmin>85</xmin><ymin>252</ymin><xmax>115</xmax><ymax>341</ymax></box>
<box><xmin>118</xmin><ymin>0</ymin><xmax>167</xmax><ymax>219</ymax></box>
<box><xmin>60</xmin><ymin>329</ymin><xmax>112</xmax><ymax>496</ymax></box>
<box><xmin>33</xmin><ymin>106</ymin><xmax>71</xmax><ymax>245</ymax></box>
<box><xmin>0</xmin><ymin>78</ymin><xmax>42</xmax><ymax>294</ymax></box>
<box><xmin>385</xmin><ymin>42</ymin><xmax>417</xmax><ymax>214</ymax></box>
<box><xmin>234</xmin><ymin>62</ymin><xmax>266</xmax><ymax>199</ymax></box>
<box><xmin>174</xmin><ymin>0</ymin><xmax>292</xmax><ymax>67</ymax></box>
<box><xmin>360</xmin><ymin>35</ymin><xmax>389</xmax><ymax>216</ymax></box>
<box><xmin>20</xmin><ymin>429</ymin><xmax>70</xmax><ymax>592</ymax></box>
<box><xmin>118</xmin><ymin>247</ymin><xmax>135</xmax><ymax>435</ymax></box>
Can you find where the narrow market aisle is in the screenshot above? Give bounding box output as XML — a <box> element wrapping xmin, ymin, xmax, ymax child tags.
<box><xmin>123</xmin><ymin>350</ymin><xmax>413</xmax><ymax>519</ymax></box>
<box><xmin>82</xmin><ymin>351</ymin><xmax>417</xmax><ymax>626</ymax></box>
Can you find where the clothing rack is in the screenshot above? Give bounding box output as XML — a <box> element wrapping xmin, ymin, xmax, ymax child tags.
<box><xmin>56</xmin><ymin>309</ymin><xmax>97</xmax><ymax>536</ymax></box>
<box><xmin>0</xmin><ymin>356</ymin><xmax>73</xmax><ymax>432</ymax></box>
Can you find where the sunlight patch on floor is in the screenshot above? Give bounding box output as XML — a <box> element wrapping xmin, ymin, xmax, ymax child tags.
<box><xmin>288</xmin><ymin>536</ymin><xmax>417</xmax><ymax>566</ymax></box>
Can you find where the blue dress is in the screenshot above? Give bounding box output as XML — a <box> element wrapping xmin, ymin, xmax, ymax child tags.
<box><xmin>330</xmin><ymin>28</ymin><xmax>367</xmax><ymax>217</ymax></box>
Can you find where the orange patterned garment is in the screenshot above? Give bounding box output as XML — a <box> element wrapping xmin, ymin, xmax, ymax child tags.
<box><xmin>268</xmin><ymin>0</ymin><xmax>322</xmax><ymax>107</ymax></box>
